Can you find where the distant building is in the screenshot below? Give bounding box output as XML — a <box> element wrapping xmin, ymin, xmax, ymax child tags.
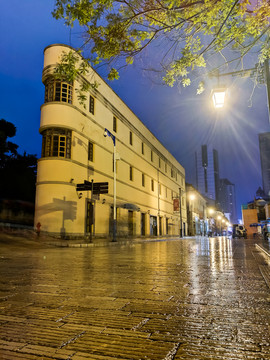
<box><xmin>219</xmin><ymin>178</ymin><xmax>237</xmax><ymax>223</ymax></box>
<box><xmin>259</xmin><ymin>132</ymin><xmax>270</xmax><ymax>197</ymax></box>
<box><xmin>195</xmin><ymin>144</ymin><xmax>219</xmax><ymax>202</ymax></box>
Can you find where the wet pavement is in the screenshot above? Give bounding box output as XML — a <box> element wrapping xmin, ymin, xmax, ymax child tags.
<box><xmin>0</xmin><ymin>234</ymin><xmax>270</xmax><ymax>359</ymax></box>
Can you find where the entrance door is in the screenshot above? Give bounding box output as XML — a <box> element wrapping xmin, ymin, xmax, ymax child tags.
<box><xmin>150</xmin><ymin>216</ymin><xmax>157</xmax><ymax>236</ymax></box>
<box><xmin>159</xmin><ymin>216</ymin><xmax>162</xmax><ymax>235</ymax></box>
<box><xmin>128</xmin><ymin>210</ymin><xmax>133</xmax><ymax>236</ymax></box>
<box><xmin>141</xmin><ymin>213</ymin><xmax>145</xmax><ymax>236</ymax></box>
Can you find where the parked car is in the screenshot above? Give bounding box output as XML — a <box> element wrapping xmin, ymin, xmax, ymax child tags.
<box><xmin>232</xmin><ymin>224</ymin><xmax>247</xmax><ymax>239</ymax></box>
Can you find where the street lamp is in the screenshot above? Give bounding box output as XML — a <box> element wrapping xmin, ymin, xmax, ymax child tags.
<box><xmin>104</xmin><ymin>128</ymin><xmax>117</xmax><ymax>242</ymax></box>
<box><xmin>211</xmin><ymin>88</ymin><xmax>227</xmax><ymax>108</ymax></box>
<box><xmin>210</xmin><ymin>59</ymin><xmax>270</xmax><ymax>122</ymax></box>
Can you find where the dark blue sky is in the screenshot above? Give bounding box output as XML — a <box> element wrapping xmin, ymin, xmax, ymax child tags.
<box><xmin>1</xmin><ymin>0</ymin><xmax>270</xmax><ymax>219</ymax></box>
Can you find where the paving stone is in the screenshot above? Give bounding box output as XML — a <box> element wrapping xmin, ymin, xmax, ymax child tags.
<box><xmin>0</xmin><ymin>236</ymin><xmax>270</xmax><ymax>359</ymax></box>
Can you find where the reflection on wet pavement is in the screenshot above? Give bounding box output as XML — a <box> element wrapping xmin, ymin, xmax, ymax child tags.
<box><xmin>0</xmin><ymin>236</ymin><xmax>269</xmax><ymax>359</ymax></box>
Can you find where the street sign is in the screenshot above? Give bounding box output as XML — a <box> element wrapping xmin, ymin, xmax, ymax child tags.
<box><xmin>76</xmin><ymin>181</ymin><xmax>109</xmax><ymax>194</ymax></box>
<box><xmin>76</xmin><ymin>183</ymin><xmax>87</xmax><ymax>191</ymax></box>
<box><xmin>93</xmin><ymin>182</ymin><xmax>109</xmax><ymax>194</ymax></box>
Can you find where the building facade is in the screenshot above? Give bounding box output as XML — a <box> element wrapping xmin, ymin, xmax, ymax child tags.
<box><xmin>218</xmin><ymin>178</ymin><xmax>237</xmax><ymax>223</ymax></box>
<box><xmin>195</xmin><ymin>144</ymin><xmax>219</xmax><ymax>202</ymax></box>
<box><xmin>34</xmin><ymin>44</ymin><xmax>187</xmax><ymax>240</ymax></box>
<box><xmin>259</xmin><ymin>132</ymin><xmax>270</xmax><ymax>197</ymax></box>
<box><xmin>186</xmin><ymin>184</ymin><xmax>207</xmax><ymax>236</ymax></box>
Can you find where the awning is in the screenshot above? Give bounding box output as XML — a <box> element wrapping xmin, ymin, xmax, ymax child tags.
<box><xmin>121</xmin><ymin>203</ymin><xmax>140</xmax><ymax>211</ymax></box>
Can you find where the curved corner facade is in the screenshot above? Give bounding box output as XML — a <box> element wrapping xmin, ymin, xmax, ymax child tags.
<box><xmin>34</xmin><ymin>44</ymin><xmax>187</xmax><ymax>239</ymax></box>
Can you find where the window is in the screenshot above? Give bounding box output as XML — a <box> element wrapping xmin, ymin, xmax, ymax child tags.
<box><xmin>45</xmin><ymin>78</ymin><xmax>73</xmax><ymax>104</ymax></box>
<box><xmin>88</xmin><ymin>141</ymin><xmax>94</xmax><ymax>162</ymax></box>
<box><xmin>41</xmin><ymin>128</ymin><xmax>71</xmax><ymax>158</ymax></box>
<box><xmin>171</xmin><ymin>169</ymin><xmax>175</xmax><ymax>178</ymax></box>
<box><xmin>113</xmin><ymin>116</ymin><xmax>117</xmax><ymax>132</ymax></box>
<box><xmin>142</xmin><ymin>173</ymin><xmax>145</xmax><ymax>187</ymax></box>
<box><xmin>142</xmin><ymin>142</ymin><xmax>144</xmax><ymax>155</ymax></box>
<box><xmin>151</xmin><ymin>179</ymin><xmax>154</xmax><ymax>191</ymax></box>
<box><xmin>129</xmin><ymin>131</ymin><xmax>133</xmax><ymax>145</ymax></box>
<box><xmin>151</xmin><ymin>150</ymin><xmax>153</xmax><ymax>162</ymax></box>
<box><xmin>165</xmin><ymin>163</ymin><xmax>167</xmax><ymax>173</ymax></box>
<box><xmin>89</xmin><ymin>95</ymin><xmax>95</xmax><ymax>115</ymax></box>
<box><xmin>130</xmin><ymin>166</ymin><xmax>133</xmax><ymax>181</ymax></box>
<box><xmin>159</xmin><ymin>158</ymin><xmax>161</xmax><ymax>168</ymax></box>
<box><xmin>165</xmin><ymin>187</ymin><xmax>167</xmax><ymax>198</ymax></box>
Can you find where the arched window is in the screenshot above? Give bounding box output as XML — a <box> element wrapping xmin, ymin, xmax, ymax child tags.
<box><xmin>44</xmin><ymin>78</ymin><xmax>73</xmax><ymax>104</ymax></box>
<box><xmin>41</xmin><ymin>128</ymin><xmax>71</xmax><ymax>158</ymax></box>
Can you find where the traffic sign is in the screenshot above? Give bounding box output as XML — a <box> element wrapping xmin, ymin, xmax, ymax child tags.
<box><xmin>76</xmin><ymin>181</ymin><xmax>109</xmax><ymax>194</ymax></box>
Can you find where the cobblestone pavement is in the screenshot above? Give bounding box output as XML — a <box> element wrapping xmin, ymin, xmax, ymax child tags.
<box><xmin>0</xmin><ymin>235</ymin><xmax>270</xmax><ymax>360</ymax></box>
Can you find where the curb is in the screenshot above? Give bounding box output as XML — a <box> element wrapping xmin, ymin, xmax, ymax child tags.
<box><xmin>255</xmin><ymin>243</ymin><xmax>270</xmax><ymax>259</ymax></box>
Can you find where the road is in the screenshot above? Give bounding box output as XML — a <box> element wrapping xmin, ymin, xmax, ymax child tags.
<box><xmin>0</xmin><ymin>234</ymin><xmax>269</xmax><ymax>359</ymax></box>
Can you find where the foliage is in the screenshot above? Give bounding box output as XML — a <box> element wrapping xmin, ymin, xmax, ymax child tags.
<box><xmin>52</xmin><ymin>0</ymin><xmax>270</xmax><ymax>92</ymax></box>
<box><xmin>0</xmin><ymin>119</ymin><xmax>37</xmax><ymax>202</ymax></box>
<box><xmin>0</xmin><ymin>119</ymin><xmax>18</xmax><ymax>163</ymax></box>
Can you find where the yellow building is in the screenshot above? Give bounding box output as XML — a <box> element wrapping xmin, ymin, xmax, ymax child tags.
<box><xmin>34</xmin><ymin>44</ymin><xmax>187</xmax><ymax>240</ymax></box>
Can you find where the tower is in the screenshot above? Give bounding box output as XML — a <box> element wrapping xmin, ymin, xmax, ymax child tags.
<box><xmin>219</xmin><ymin>178</ymin><xmax>237</xmax><ymax>223</ymax></box>
<box><xmin>196</xmin><ymin>144</ymin><xmax>219</xmax><ymax>202</ymax></box>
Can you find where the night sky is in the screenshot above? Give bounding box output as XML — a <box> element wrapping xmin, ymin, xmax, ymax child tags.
<box><xmin>1</xmin><ymin>0</ymin><xmax>270</xmax><ymax>220</ymax></box>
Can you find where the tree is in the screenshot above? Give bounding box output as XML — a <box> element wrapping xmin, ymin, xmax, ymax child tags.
<box><xmin>0</xmin><ymin>119</ymin><xmax>37</xmax><ymax>202</ymax></box>
<box><xmin>52</xmin><ymin>0</ymin><xmax>270</xmax><ymax>91</ymax></box>
<box><xmin>0</xmin><ymin>119</ymin><xmax>18</xmax><ymax>165</ymax></box>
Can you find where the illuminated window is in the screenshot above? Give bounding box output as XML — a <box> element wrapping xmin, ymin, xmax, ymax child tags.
<box><xmin>41</xmin><ymin>128</ymin><xmax>71</xmax><ymax>158</ymax></box>
<box><xmin>44</xmin><ymin>78</ymin><xmax>73</xmax><ymax>104</ymax></box>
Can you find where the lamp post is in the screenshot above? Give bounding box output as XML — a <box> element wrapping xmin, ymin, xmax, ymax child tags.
<box><xmin>104</xmin><ymin>128</ymin><xmax>117</xmax><ymax>242</ymax></box>
<box><xmin>179</xmin><ymin>188</ymin><xmax>185</xmax><ymax>238</ymax></box>
<box><xmin>189</xmin><ymin>193</ymin><xmax>195</xmax><ymax>236</ymax></box>
<box><xmin>208</xmin><ymin>208</ymin><xmax>214</xmax><ymax>236</ymax></box>
<box><xmin>217</xmin><ymin>215</ymin><xmax>222</xmax><ymax>236</ymax></box>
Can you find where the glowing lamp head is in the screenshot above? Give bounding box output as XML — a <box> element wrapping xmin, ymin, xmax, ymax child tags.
<box><xmin>211</xmin><ymin>88</ymin><xmax>226</xmax><ymax>108</ymax></box>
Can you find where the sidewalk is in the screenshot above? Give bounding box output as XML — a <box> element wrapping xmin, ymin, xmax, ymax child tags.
<box><xmin>0</xmin><ymin>226</ymin><xmax>187</xmax><ymax>248</ymax></box>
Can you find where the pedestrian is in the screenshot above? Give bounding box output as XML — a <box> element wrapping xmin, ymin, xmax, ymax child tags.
<box><xmin>36</xmin><ymin>222</ymin><xmax>41</xmax><ymax>237</ymax></box>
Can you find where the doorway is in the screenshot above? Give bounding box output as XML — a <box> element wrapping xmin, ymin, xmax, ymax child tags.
<box><xmin>141</xmin><ymin>213</ymin><xmax>145</xmax><ymax>236</ymax></box>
